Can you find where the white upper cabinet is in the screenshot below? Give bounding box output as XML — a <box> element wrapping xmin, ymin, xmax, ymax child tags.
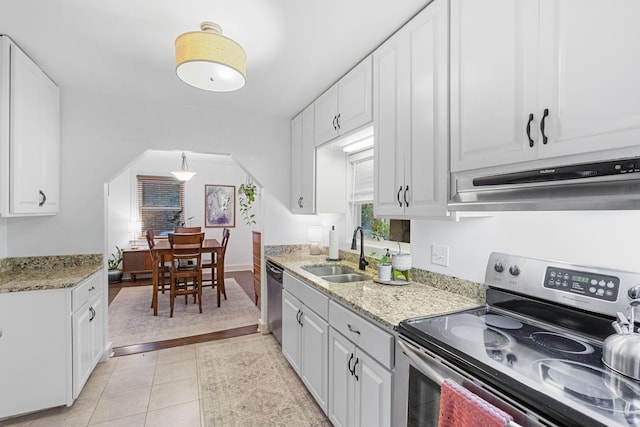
<box><xmin>315</xmin><ymin>57</ymin><xmax>373</xmax><ymax>146</ymax></box>
<box><xmin>451</xmin><ymin>0</ymin><xmax>640</xmax><ymax>172</ymax></box>
<box><xmin>374</xmin><ymin>0</ymin><xmax>449</xmax><ymax>218</ymax></box>
<box><xmin>0</xmin><ymin>36</ymin><xmax>60</xmax><ymax>216</ymax></box>
<box><xmin>290</xmin><ymin>105</ymin><xmax>315</xmax><ymax>214</ymax></box>
<box><xmin>537</xmin><ymin>0</ymin><xmax>640</xmax><ymax>159</ymax></box>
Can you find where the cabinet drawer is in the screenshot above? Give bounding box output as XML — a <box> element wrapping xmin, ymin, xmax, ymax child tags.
<box><xmin>72</xmin><ymin>272</ymin><xmax>102</xmax><ymax>311</ymax></box>
<box><xmin>283</xmin><ymin>272</ymin><xmax>328</xmax><ymax>319</ymax></box>
<box><xmin>329</xmin><ymin>300</ymin><xmax>394</xmax><ymax>369</ymax></box>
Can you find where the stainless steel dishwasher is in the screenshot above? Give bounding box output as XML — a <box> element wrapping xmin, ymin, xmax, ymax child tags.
<box><xmin>266</xmin><ymin>260</ymin><xmax>283</xmax><ymax>345</ymax></box>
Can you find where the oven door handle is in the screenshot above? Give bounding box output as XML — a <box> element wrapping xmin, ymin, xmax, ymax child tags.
<box><xmin>398</xmin><ymin>339</ymin><xmax>446</xmax><ymax>386</ymax></box>
<box><xmin>398</xmin><ymin>339</ymin><xmax>522</xmax><ymax>427</ymax></box>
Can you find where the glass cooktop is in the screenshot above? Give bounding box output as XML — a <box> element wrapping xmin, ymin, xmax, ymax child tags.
<box><xmin>399</xmin><ymin>305</ymin><xmax>640</xmax><ymax>427</ymax></box>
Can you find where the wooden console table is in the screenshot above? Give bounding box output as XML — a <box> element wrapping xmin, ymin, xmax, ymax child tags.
<box><xmin>122</xmin><ymin>249</ymin><xmax>152</xmax><ymax>281</ymax></box>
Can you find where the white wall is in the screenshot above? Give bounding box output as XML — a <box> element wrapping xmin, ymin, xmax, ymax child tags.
<box><xmin>411</xmin><ymin>211</ymin><xmax>640</xmax><ymax>283</ymax></box>
<box><xmin>4</xmin><ymin>88</ymin><xmax>343</xmax><ymax>258</ymax></box>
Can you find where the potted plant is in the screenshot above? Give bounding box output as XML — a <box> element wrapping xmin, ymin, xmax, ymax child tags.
<box><xmin>108</xmin><ymin>245</ymin><xmax>123</xmax><ymax>284</ymax></box>
<box><xmin>238</xmin><ymin>180</ymin><xmax>257</xmax><ymax>226</ymax></box>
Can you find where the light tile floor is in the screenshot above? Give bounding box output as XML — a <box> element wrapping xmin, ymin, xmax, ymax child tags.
<box><xmin>2</xmin><ymin>345</ymin><xmax>204</xmax><ymax>427</ymax></box>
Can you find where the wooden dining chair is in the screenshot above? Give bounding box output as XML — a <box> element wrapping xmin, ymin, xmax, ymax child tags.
<box><xmin>168</xmin><ymin>232</ymin><xmax>204</xmax><ymax>318</ymax></box>
<box><xmin>146</xmin><ymin>229</ymin><xmax>171</xmax><ymax>315</ymax></box>
<box><xmin>202</xmin><ymin>228</ymin><xmax>230</xmax><ymax>304</ymax></box>
<box><xmin>174</xmin><ymin>226</ymin><xmax>201</xmax><ymax>233</ymax></box>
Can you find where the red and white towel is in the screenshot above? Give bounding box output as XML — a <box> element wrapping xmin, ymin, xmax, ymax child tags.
<box><xmin>438</xmin><ymin>378</ymin><xmax>513</xmax><ymax>427</ymax></box>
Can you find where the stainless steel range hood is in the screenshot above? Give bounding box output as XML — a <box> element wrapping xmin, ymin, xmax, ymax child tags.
<box><xmin>448</xmin><ymin>157</ymin><xmax>640</xmax><ymax>211</ymax></box>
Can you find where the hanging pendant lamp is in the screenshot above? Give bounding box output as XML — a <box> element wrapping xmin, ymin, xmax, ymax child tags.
<box><xmin>171</xmin><ymin>152</ymin><xmax>197</xmax><ymax>181</ymax></box>
<box><xmin>175</xmin><ymin>21</ymin><xmax>246</xmax><ymax>92</ymax></box>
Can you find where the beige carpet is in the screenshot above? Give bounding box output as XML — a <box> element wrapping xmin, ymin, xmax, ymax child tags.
<box><xmin>197</xmin><ymin>333</ymin><xmax>331</xmax><ymax>427</ymax></box>
<box><xmin>109</xmin><ymin>278</ymin><xmax>260</xmax><ymax>347</ymax></box>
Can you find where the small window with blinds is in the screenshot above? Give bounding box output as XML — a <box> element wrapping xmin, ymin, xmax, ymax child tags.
<box><xmin>137</xmin><ymin>175</ymin><xmax>184</xmax><ymax>237</ymax></box>
<box><xmin>348</xmin><ymin>149</ymin><xmax>410</xmax><ymax>243</ymax></box>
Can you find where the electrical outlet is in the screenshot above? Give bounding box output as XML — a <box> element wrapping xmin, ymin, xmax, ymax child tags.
<box><xmin>431</xmin><ymin>244</ymin><xmax>450</xmax><ymax>267</ymax></box>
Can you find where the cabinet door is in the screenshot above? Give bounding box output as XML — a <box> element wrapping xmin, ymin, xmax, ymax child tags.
<box><xmin>73</xmin><ymin>293</ymin><xmax>105</xmax><ymax>399</ymax></box>
<box><xmin>373</xmin><ymin>27</ymin><xmax>408</xmax><ymax>217</ymax></box>
<box><xmin>450</xmin><ymin>0</ymin><xmax>539</xmax><ymax>172</ymax></box>
<box><xmin>73</xmin><ymin>300</ymin><xmax>93</xmax><ymax>398</ymax></box>
<box><xmin>0</xmin><ymin>289</ymin><xmax>69</xmax><ymax>418</ymax></box>
<box><xmin>537</xmin><ymin>0</ymin><xmax>640</xmax><ymax>159</ymax></box>
<box><xmin>354</xmin><ymin>349</ymin><xmax>392</xmax><ymax>427</ymax></box>
<box><xmin>282</xmin><ymin>290</ymin><xmax>301</xmax><ymax>373</ymax></box>
<box><xmin>37</xmin><ymin>68</ymin><xmax>60</xmax><ymax>213</ymax></box>
<box><xmin>328</xmin><ymin>329</ymin><xmax>356</xmax><ymax>427</ymax></box>
<box><xmin>337</xmin><ymin>57</ymin><xmax>372</xmax><ymax>137</ymax></box>
<box><xmin>9</xmin><ymin>41</ymin><xmax>59</xmax><ymax>214</ymax></box>
<box><xmin>300</xmin><ymin>307</ymin><xmax>329</xmax><ymax>414</ymax></box>
<box><xmin>89</xmin><ymin>294</ymin><xmax>105</xmax><ymax>369</ymax></box>
<box><xmin>290</xmin><ymin>105</ymin><xmax>315</xmax><ymax>214</ymax></box>
<box><xmin>404</xmin><ymin>0</ymin><xmax>450</xmax><ymax>217</ymax></box>
<box><xmin>315</xmin><ymin>85</ymin><xmax>339</xmax><ymax>145</ymax></box>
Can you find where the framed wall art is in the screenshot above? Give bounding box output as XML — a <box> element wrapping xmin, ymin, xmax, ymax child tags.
<box><xmin>204</xmin><ymin>184</ymin><xmax>235</xmax><ymax>228</ymax></box>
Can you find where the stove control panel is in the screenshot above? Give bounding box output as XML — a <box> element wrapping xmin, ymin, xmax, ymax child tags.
<box><xmin>544</xmin><ymin>266</ymin><xmax>619</xmax><ymax>302</ymax></box>
<box><xmin>485</xmin><ymin>252</ymin><xmax>640</xmax><ymax>318</ymax></box>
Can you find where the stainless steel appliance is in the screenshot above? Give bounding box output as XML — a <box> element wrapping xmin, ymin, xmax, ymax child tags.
<box><xmin>449</xmin><ymin>156</ymin><xmax>640</xmax><ymax>211</ymax></box>
<box><xmin>395</xmin><ymin>252</ymin><xmax>640</xmax><ymax>427</ymax></box>
<box><xmin>266</xmin><ymin>260</ymin><xmax>283</xmax><ymax>345</ymax></box>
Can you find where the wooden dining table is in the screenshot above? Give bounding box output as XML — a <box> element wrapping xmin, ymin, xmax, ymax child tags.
<box><xmin>150</xmin><ymin>238</ymin><xmax>223</xmax><ymax>316</ymax></box>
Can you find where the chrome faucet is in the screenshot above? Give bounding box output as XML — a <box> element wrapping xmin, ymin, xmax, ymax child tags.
<box><xmin>350</xmin><ymin>226</ymin><xmax>369</xmax><ymax>271</ymax></box>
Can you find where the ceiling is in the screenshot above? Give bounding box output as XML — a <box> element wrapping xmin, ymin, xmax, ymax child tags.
<box><xmin>0</xmin><ymin>0</ymin><xmax>431</xmax><ymax>119</ymax></box>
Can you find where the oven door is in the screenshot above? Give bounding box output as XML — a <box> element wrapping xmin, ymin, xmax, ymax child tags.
<box><xmin>393</xmin><ymin>337</ymin><xmax>555</xmax><ymax>427</ymax></box>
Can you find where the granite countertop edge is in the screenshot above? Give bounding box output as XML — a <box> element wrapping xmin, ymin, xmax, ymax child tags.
<box><xmin>0</xmin><ymin>254</ymin><xmax>104</xmax><ymax>293</ymax></box>
<box><xmin>266</xmin><ymin>251</ymin><xmax>486</xmax><ymax>331</ymax></box>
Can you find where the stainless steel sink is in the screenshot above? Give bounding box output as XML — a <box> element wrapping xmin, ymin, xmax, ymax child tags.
<box><xmin>302</xmin><ymin>265</ymin><xmax>356</xmax><ymax>276</ymax></box>
<box><xmin>301</xmin><ymin>264</ymin><xmax>370</xmax><ymax>283</ymax></box>
<box><xmin>322</xmin><ymin>273</ymin><xmax>370</xmax><ymax>283</ymax></box>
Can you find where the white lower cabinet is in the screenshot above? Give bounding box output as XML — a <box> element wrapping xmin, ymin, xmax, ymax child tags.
<box><xmin>0</xmin><ymin>270</ymin><xmax>104</xmax><ymax>419</ymax></box>
<box><xmin>282</xmin><ymin>273</ymin><xmax>329</xmax><ymax>413</ymax></box>
<box><xmin>72</xmin><ymin>272</ymin><xmax>105</xmax><ymax>399</ymax></box>
<box><xmin>0</xmin><ymin>288</ymin><xmax>70</xmax><ymax>419</ymax></box>
<box><xmin>328</xmin><ymin>301</ymin><xmax>393</xmax><ymax>427</ymax></box>
<box><xmin>329</xmin><ymin>329</ymin><xmax>392</xmax><ymax>427</ymax></box>
<box><xmin>281</xmin><ymin>271</ymin><xmax>394</xmax><ymax>426</ymax></box>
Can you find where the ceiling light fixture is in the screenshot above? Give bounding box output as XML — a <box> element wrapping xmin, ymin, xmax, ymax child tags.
<box><xmin>171</xmin><ymin>152</ymin><xmax>197</xmax><ymax>181</ymax></box>
<box><xmin>175</xmin><ymin>21</ymin><xmax>246</xmax><ymax>92</ymax></box>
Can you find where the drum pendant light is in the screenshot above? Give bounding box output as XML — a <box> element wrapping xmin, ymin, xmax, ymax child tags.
<box><xmin>175</xmin><ymin>21</ymin><xmax>246</xmax><ymax>92</ymax></box>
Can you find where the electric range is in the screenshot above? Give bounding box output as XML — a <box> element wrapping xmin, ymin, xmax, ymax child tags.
<box><xmin>397</xmin><ymin>252</ymin><xmax>640</xmax><ymax>427</ymax></box>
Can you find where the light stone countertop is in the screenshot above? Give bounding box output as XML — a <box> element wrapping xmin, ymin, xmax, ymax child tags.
<box><xmin>266</xmin><ymin>252</ymin><xmax>485</xmax><ymax>331</ymax></box>
<box><xmin>0</xmin><ymin>254</ymin><xmax>103</xmax><ymax>293</ymax></box>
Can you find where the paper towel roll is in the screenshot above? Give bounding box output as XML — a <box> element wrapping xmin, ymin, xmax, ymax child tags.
<box><xmin>329</xmin><ymin>226</ymin><xmax>339</xmax><ymax>260</ymax></box>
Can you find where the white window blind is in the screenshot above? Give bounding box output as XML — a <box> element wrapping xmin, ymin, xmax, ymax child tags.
<box><xmin>349</xmin><ymin>149</ymin><xmax>374</xmax><ymax>203</ymax></box>
<box><xmin>137</xmin><ymin>175</ymin><xmax>185</xmax><ymax>236</ymax></box>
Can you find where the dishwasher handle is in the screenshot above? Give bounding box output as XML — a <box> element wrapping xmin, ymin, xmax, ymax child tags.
<box><xmin>266</xmin><ymin>261</ymin><xmax>284</xmax><ymax>282</ymax></box>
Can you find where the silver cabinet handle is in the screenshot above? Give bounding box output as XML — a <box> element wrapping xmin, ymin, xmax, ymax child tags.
<box><xmin>336</xmin><ymin>113</ymin><xmax>341</xmax><ymax>130</ymax></box>
<box><xmin>39</xmin><ymin>190</ymin><xmax>46</xmax><ymax>207</ymax></box>
<box><xmin>89</xmin><ymin>306</ymin><xmax>96</xmax><ymax>322</ymax></box>
<box><xmin>298</xmin><ymin>196</ymin><xmax>304</xmax><ymax>208</ymax></box>
<box><xmin>88</xmin><ymin>286</ymin><xmax>95</xmax><ymax>292</ymax></box>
